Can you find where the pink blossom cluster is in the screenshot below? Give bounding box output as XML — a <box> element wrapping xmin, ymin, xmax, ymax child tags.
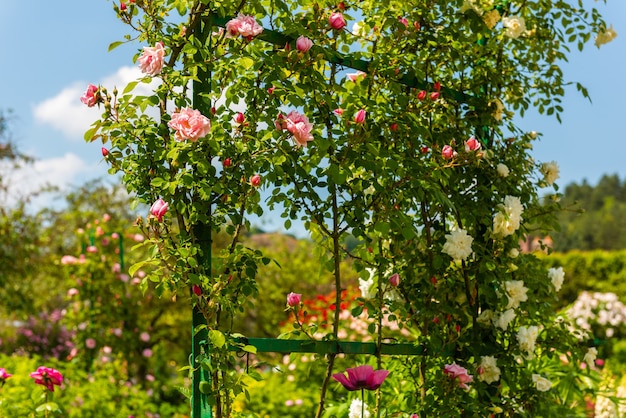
<box><xmin>444</xmin><ymin>363</ymin><xmax>473</xmax><ymax>390</ymax></box>
<box><xmin>276</xmin><ymin>111</ymin><xmax>314</xmax><ymax>147</ymax></box>
<box><xmin>226</xmin><ymin>14</ymin><xmax>264</xmax><ymax>39</ymax></box>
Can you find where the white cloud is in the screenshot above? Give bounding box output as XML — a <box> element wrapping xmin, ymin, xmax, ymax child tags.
<box><xmin>1</xmin><ymin>153</ymin><xmax>98</xmax><ymax>208</ymax></box>
<box><xmin>33</xmin><ymin>66</ymin><xmax>157</xmax><ymax>141</ymax></box>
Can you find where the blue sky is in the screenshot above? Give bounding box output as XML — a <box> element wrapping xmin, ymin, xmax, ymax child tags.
<box><xmin>0</xmin><ymin>1</ymin><xmax>624</xmax><ymax>215</ymax></box>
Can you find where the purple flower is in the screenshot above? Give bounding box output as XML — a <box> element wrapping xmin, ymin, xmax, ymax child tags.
<box><xmin>332</xmin><ymin>365</ymin><xmax>389</xmax><ymax>391</ymax></box>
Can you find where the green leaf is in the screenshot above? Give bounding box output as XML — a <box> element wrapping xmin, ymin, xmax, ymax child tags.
<box><xmin>108</xmin><ymin>41</ymin><xmax>125</xmax><ymax>52</ymax></box>
<box><xmin>242</xmin><ymin>344</ymin><xmax>257</xmax><ymax>354</ymax></box>
<box><xmin>209</xmin><ymin>329</ymin><xmax>226</xmax><ymax>348</ymax></box>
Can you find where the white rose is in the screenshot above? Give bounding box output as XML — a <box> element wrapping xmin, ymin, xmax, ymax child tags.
<box><xmin>548</xmin><ymin>266</ymin><xmax>565</xmax><ymax>292</ymax></box>
<box><xmin>532</xmin><ymin>374</ymin><xmax>552</xmax><ymax>392</ymax></box>
<box><xmin>478</xmin><ymin>355</ymin><xmax>501</xmax><ymax>384</ymax></box>
<box><xmin>540</xmin><ymin>161</ymin><xmax>560</xmax><ymax>186</ymax></box>
<box><xmin>502</xmin><ymin>16</ymin><xmax>526</xmax><ymax>39</ymax></box>
<box><xmin>505</xmin><ymin>280</ymin><xmax>529</xmax><ymax>309</ymax></box>
<box><xmin>496</xmin><ymin>163</ymin><xmax>509</xmax><ymax>177</ymax></box>
<box><xmin>442</xmin><ymin>228</ymin><xmax>474</xmax><ymax>261</ymax></box>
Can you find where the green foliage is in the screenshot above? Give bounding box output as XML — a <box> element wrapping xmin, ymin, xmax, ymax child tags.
<box><xmin>540</xmin><ymin>250</ymin><xmax>626</xmax><ymax>309</ymax></box>
<box><xmin>0</xmin><ymin>353</ymin><xmax>188</xmax><ymax>417</ymax></box>
<box><xmin>552</xmin><ymin>174</ymin><xmax>626</xmax><ymax>251</ymax></box>
<box><xmin>85</xmin><ymin>0</ymin><xmax>614</xmax><ymax>416</ymax></box>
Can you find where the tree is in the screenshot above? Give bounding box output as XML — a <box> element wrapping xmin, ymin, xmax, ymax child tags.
<box><xmin>553</xmin><ymin>174</ymin><xmax>626</xmax><ymax>251</ymax></box>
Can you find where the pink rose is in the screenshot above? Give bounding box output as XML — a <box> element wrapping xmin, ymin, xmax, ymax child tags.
<box><xmin>354</xmin><ymin>109</ymin><xmax>366</xmax><ymax>124</ymax></box>
<box><xmin>250</xmin><ymin>174</ymin><xmax>261</xmax><ymax>187</ymax></box>
<box><xmin>61</xmin><ymin>255</ymin><xmax>79</xmax><ymax>265</ymax></box>
<box><xmin>465</xmin><ymin>136</ymin><xmax>481</xmax><ymax>152</ymax></box>
<box><xmin>86</xmin><ymin>338</ymin><xmax>97</xmax><ymax>349</ymax></box>
<box><xmin>333</xmin><ymin>108</ymin><xmax>344</xmax><ymax>116</ymax></box>
<box><xmin>80</xmin><ymin>84</ymin><xmax>99</xmax><ymax>107</ymax></box>
<box><xmin>398</xmin><ymin>17</ymin><xmax>409</xmax><ymax>27</ymax></box>
<box><xmin>389</xmin><ymin>273</ymin><xmax>400</xmax><ymax>287</ymax></box>
<box><xmin>233</xmin><ymin>112</ymin><xmax>245</xmax><ymax>125</ymax></box>
<box><xmin>101</xmin><ymin>147</ymin><xmax>109</xmax><ymax>157</ymax></box>
<box><xmin>329</xmin><ymin>12</ymin><xmax>346</xmax><ymax>30</ymax></box>
<box><xmin>286</xmin><ymin>292</ymin><xmax>302</xmax><ymax>307</ymax></box>
<box><xmin>168</xmin><ymin>107</ymin><xmax>211</xmax><ymax>142</ymax></box>
<box><xmin>150</xmin><ymin>198</ymin><xmax>168</xmax><ymax>222</ymax></box>
<box><xmin>0</xmin><ymin>368</ymin><xmax>12</xmax><ymax>381</ymax></box>
<box><xmin>138</xmin><ymin>42</ymin><xmax>165</xmax><ymax>76</ymax></box>
<box><xmin>67</xmin><ymin>288</ymin><xmax>79</xmax><ymax>297</ymax></box>
<box><xmin>347</xmin><ymin>71</ymin><xmax>366</xmax><ymax>82</ymax></box>
<box><xmin>417</xmin><ymin>90</ymin><xmax>427</xmax><ymax>101</ymax></box>
<box><xmin>444</xmin><ymin>363</ymin><xmax>473</xmax><ymax>390</ymax></box>
<box><xmin>285</xmin><ymin>111</ymin><xmax>314</xmax><ymax>146</ymax></box>
<box><xmin>226</xmin><ymin>14</ymin><xmax>263</xmax><ymax>39</ymax></box>
<box><xmin>430</xmin><ymin>92</ymin><xmax>440</xmax><ymax>100</ymax></box>
<box><xmin>296</xmin><ymin>36</ymin><xmax>313</xmax><ymax>52</ymax></box>
<box><xmin>442</xmin><ymin>144</ymin><xmax>457</xmax><ymax>160</ymax></box>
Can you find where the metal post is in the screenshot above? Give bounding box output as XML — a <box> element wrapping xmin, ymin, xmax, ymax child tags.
<box><xmin>191</xmin><ymin>14</ymin><xmax>213</xmax><ymax>418</ymax></box>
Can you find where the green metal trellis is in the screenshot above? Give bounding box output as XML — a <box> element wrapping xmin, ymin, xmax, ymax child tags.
<box><xmin>190</xmin><ymin>13</ymin><xmax>483</xmax><ymax>418</ymax></box>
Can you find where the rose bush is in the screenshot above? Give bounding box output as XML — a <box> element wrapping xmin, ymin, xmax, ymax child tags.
<box><xmin>85</xmin><ymin>0</ymin><xmax>615</xmax><ymax>416</ymax></box>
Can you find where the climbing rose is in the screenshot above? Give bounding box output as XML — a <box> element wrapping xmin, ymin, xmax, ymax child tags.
<box><xmin>442</xmin><ymin>144</ymin><xmax>457</xmax><ymax>160</ymax></box>
<box><xmin>477</xmin><ymin>356</ymin><xmax>501</xmax><ymax>384</ymax></box>
<box><xmin>329</xmin><ymin>12</ymin><xmax>346</xmax><ymax>30</ymax></box>
<box><xmin>442</xmin><ymin>228</ymin><xmax>473</xmax><ymax>261</ymax></box>
<box><xmin>80</xmin><ymin>84</ymin><xmax>99</xmax><ymax>107</ymax></box>
<box><xmin>284</xmin><ymin>111</ymin><xmax>314</xmax><ymax>146</ymax></box>
<box><xmin>540</xmin><ymin>160</ymin><xmax>560</xmax><ymax>186</ymax></box>
<box><xmin>496</xmin><ymin>163</ymin><xmax>509</xmax><ymax>177</ymax></box>
<box><xmin>286</xmin><ymin>292</ymin><xmax>302</xmax><ymax>307</ymax></box>
<box><xmin>517</xmin><ymin>325</ymin><xmax>539</xmax><ymax>359</ymax></box>
<box><xmin>0</xmin><ymin>368</ymin><xmax>12</xmax><ymax>382</ymax></box>
<box><xmin>532</xmin><ymin>374</ymin><xmax>552</xmax><ymax>392</ymax></box>
<box><xmin>548</xmin><ymin>266</ymin><xmax>565</xmax><ymax>292</ymax></box>
<box><xmin>389</xmin><ymin>273</ymin><xmax>400</xmax><ymax>287</ymax></box>
<box><xmin>502</xmin><ymin>16</ymin><xmax>526</xmax><ymax>38</ymax></box>
<box><xmin>226</xmin><ymin>14</ymin><xmax>263</xmax><ymax>39</ymax></box>
<box><xmin>444</xmin><ymin>363</ymin><xmax>473</xmax><ymax>390</ymax></box>
<box><xmin>595</xmin><ymin>25</ymin><xmax>617</xmax><ymax>48</ymax></box>
<box><xmin>138</xmin><ymin>42</ymin><xmax>165</xmax><ymax>76</ymax></box>
<box><xmin>504</xmin><ymin>280</ymin><xmax>528</xmax><ymax>309</ymax></box>
<box><xmin>354</xmin><ymin>109</ymin><xmax>366</xmax><ymax>124</ymax></box>
<box><xmin>168</xmin><ymin>108</ymin><xmax>211</xmax><ymax>142</ymax></box>
<box><xmin>30</xmin><ymin>367</ymin><xmax>63</xmax><ymax>392</ymax></box>
<box><xmin>250</xmin><ymin>174</ymin><xmax>261</xmax><ymax>187</ymax></box>
<box><xmin>332</xmin><ymin>365</ymin><xmax>389</xmax><ymax>391</ymax></box>
<box><xmin>465</xmin><ymin>136</ymin><xmax>481</xmax><ymax>152</ymax></box>
<box><xmin>150</xmin><ymin>198</ymin><xmax>169</xmax><ymax>222</ymax></box>
<box><xmin>296</xmin><ymin>36</ymin><xmax>313</xmax><ymax>52</ymax></box>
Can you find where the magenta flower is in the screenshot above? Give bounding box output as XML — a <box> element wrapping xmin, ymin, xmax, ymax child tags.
<box><xmin>150</xmin><ymin>198</ymin><xmax>169</xmax><ymax>222</ymax></box>
<box><xmin>286</xmin><ymin>292</ymin><xmax>302</xmax><ymax>307</ymax></box>
<box><xmin>138</xmin><ymin>42</ymin><xmax>165</xmax><ymax>76</ymax></box>
<box><xmin>168</xmin><ymin>107</ymin><xmax>211</xmax><ymax>142</ymax></box>
<box><xmin>332</xmin><ymin>365</ymin><xmax>389</xmax><ymax>391</ymax></box>
<box><xmin>329</xmin><ymin>12</ymin><xmax>346</xmax><ymax>30</ymax></box>
<box><xmin>296</xmin><ymin>36</ymin><xmax>313</xmax><ymax>52</ymax></box>
<box><xmin>80</xmin><ymin>84</ymin><xmax>100</xmax><ymax>107</ymax></box>
<box><xmin>354</xmin><ymin>109</ymin><xmax>366</xmax><ymax>124</ymax></box>
<box><xmin>444</xmin><ymin>363</ymin><xmax>473</xmax><ymax>390</ymax></box>
<box><xmin>0</xmin><ymin>368</ymin><xmax>12</xmax><ymax>382</ymax></box>
<box><xmin>30</xmin><ymin>366</ymin><xmax>63</xmax><ymax>392</ymax></box>
<box><xmin>226</xmin><ymin>14</ymin><xmax>263</xmax><ymax>39</ymax></box>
